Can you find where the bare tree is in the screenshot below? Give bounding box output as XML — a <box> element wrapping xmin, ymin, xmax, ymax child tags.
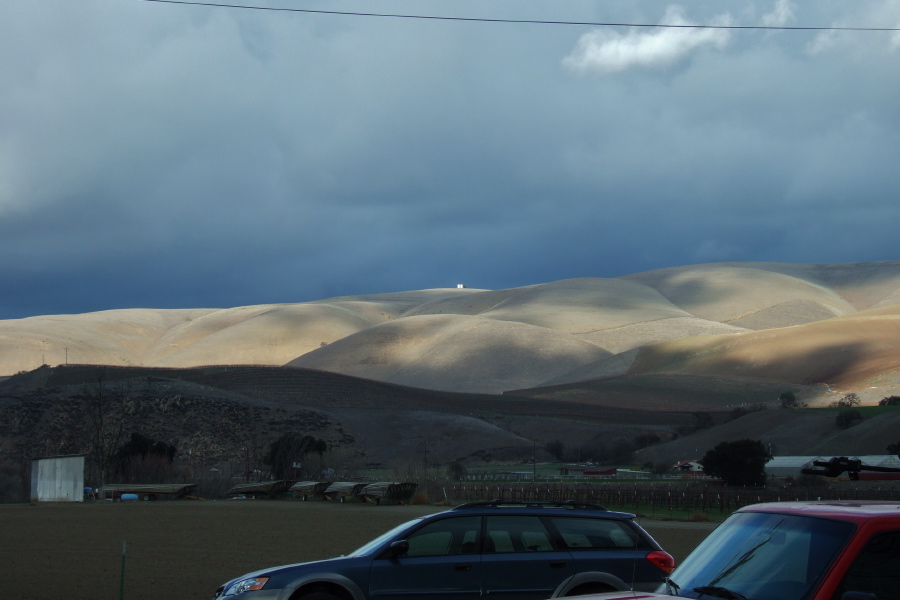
<box><xmin>263</xmin><ymin>433</ymin><xmax>327</xmax><ymax>480</ymax></box>
<box><xmin>123</xmin><ymin>452</ymin><xmax>176</xmax><ymax>483</ymax></box>
<box><xmin>81</xmin><ymin>370</ymin><xmax>129</xmax><ymax>489</ymax></box>
<box><xmin>830</xmin><ymin>393</ymin><xmax>860</xmax><ymax>408</ymax></box>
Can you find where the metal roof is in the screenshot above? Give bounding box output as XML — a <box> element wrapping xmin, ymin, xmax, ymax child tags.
<box><xmin>766</xmin><ymin>456</ymin><xmax>823</xmax><ymax>469</ymax></box>
<box><xmin>101</xmin><ymin>483</ymin><xmax>196</xmax><ymax>495</ymax></box>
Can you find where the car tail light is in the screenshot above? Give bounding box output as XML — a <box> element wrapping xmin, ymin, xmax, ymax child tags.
<box><xmin>645</xmin><ymin>550</ymin><xmax>675</xmax><ymax>574</ymax></box>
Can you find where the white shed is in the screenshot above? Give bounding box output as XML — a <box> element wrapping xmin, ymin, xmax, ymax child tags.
<box><xmin>30</xmin><ymin>454</ymin><xmax>86</xmax><ymax>502</ymax></box>
<box><xmin>764</xmin><ymin>456</ymin><xmax>823</xmax><ymax>478</ymax></box>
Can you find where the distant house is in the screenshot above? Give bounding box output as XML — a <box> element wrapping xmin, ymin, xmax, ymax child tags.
<box><xmin>674</xmin><ymin>460</ymin><xmax>706</xmax><ymax>477</ymax></box>
<box><xmin>674</xmin><ymin>460</ymin><xmax>704</xmax><ymax>472</ymax></box>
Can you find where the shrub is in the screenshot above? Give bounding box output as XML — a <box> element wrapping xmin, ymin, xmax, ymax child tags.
<box><xmin>780</xmin><ymin>391</ymin><xmax>808</xmax><ymax>409</ymax></box>
<box><xmin>701</xmin><ymin>439</ymin><xmax>772</xmax><ymax>487</ymax></box>
<box><xmin>835</xmin><ymin>409</ymin><xmax>863</xmax><ymax>429</ymax></box>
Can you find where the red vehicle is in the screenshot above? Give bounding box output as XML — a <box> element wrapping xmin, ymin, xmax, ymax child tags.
<box><xmin>575</xmin><ymin>501</ymin><xmax>900</xmax><ymax>600</ymax></box>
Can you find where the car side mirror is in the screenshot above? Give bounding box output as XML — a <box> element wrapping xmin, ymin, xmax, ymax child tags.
<box><xmin>842</xmin><ymin>592</ymin><xmax>878</xmax><ymax>600</ymax></box>
<box><xmin>387</xmin><ymin>540</ymin><xmax>409</xmax><ymax>558</ymax></box>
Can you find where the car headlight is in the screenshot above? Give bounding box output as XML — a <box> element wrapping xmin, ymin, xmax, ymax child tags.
<box><xmin>224</xmin><ymin>576</ymin><xmax>269</xmax><ymax>596</ymax></box>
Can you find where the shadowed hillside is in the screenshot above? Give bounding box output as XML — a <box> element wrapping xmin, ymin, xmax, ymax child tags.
<box><xmin>0</xmin><ymin>364</ymin><xmax>699</xmax><ymax>483</ymax></box>
<box><xmin>504</xmin><ymin>373</ymin><xmax>827</xmax><ymax>412</ymax></box>
<box><xmin>634</xmin><ymin>406</ymin><xmax>900</xmax><ymax>464</ymax></box>
<box><xmin>5</xmin><ymin>362</ymin><xmax>898</xmax><ymax>488</ymax></box>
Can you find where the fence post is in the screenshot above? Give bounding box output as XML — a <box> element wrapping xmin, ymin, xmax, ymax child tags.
<box><xmin>119</xmin><ymin>541</ymin><xmax>127</xmax><ymax>600</ymax></box>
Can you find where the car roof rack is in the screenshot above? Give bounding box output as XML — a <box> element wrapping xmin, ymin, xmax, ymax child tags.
<box><xmin>452</xmin><ymin>499</ymin><xmax>608</xmax><ymax>511</ymax></box>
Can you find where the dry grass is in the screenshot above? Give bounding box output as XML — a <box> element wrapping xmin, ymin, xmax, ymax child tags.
<box><xmin>630</xmin><ymin>304</ymin><xmax>900</xmax><ymax>392</ymax></box>
<box><xmin>4</xmin><ymin>261</ymin><xmax>900</xmax><ymax>397</ymax></box>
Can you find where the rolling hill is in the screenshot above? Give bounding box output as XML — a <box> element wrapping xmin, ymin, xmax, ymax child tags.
<box><xmin>4</xmin><ymin>261</ymin><xmax>900</xmax><ymax>398</ymax></box>
<box><xmin>3</xmin><ymin>260</ymin><xmax>900</xmax><ymax>484</ymax></box>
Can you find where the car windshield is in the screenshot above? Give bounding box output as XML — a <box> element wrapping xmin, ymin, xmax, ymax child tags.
<box><xmin>347</xmin><ymin>517</ymin><xmax>425</xmax><ymax>557</ymax></box>
<box><xmin>665</xmin><ymin>511</ymin><xmax>855</xmax><ymax>600</ymax></box>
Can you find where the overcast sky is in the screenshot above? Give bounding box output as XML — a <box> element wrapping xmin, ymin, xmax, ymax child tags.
<box><xmin>2</xmin><ymin>0</ymin><xmax>900</xmax><ymax>319</ymax></box>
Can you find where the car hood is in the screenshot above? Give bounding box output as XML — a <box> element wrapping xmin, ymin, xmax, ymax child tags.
<box><xmin>224</xmin><ymin>555</ymin><xmax>356</xmax><ymax>586</ymax></box>
<box><xmin>567</xmin><ymin>593</ymin><xmax>670</xmax><ymax>600</ymax></box>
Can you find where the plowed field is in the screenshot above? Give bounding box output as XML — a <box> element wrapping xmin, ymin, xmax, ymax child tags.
<box><xmin>0</xmin><ymin>501</ymin><xmax>715</xmax><ymax>600</ymax></box>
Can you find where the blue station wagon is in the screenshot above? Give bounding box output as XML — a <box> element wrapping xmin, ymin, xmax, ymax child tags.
<box><xmin>213</xmin><ymin>500</ymin><xmax>675</xmax><ymax>600</ymax></box>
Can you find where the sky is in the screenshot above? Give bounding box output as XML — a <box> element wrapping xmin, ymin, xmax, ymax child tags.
<box><xmin>2</xmin><ymin>0</ymin><xmax>900</xmax><ymax>319</ymax></box>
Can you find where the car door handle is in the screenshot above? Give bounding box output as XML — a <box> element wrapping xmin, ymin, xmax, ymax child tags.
<box><xmin>548</xmin><ymin>561</ymin><xmax>568</xmax><ymax>568</ymax></box>
<box><xmin>454</xmin><ymin>563</ymin><xmax>473</xmax><ymax>571</ymax></box>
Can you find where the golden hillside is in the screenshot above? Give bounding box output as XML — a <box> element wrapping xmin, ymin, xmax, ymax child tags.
<box><xmin>3</xmin><ymin>261</ymin><xmax>900</xmax><ymax>397</ymax></box>
<box><xmin>628</xmin><ymin>304</ymin><xmax>900</xmax><ymax>390</ymax></box>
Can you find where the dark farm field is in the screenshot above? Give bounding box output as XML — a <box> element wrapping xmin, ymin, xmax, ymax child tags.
<box><xmin>0</xmin><ymin>500</ymin><xmax>715</xmax><ymax>600</ymax></box>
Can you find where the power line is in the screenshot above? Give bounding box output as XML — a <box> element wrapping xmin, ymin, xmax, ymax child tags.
<box><xmin>138</xmin><ymin>0</ymin><xmax>900</xmax><ymax>31</ymax></box>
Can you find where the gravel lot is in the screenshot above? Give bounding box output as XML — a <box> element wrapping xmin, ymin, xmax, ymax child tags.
<box><xmin>0</xmin><ymin>501</ymin><xmax>716</xmax><ymax>600</ymax></box>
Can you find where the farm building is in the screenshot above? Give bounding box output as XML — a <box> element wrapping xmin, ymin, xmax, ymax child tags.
<box><xmin>558</xmin><ymin>466</ymin><xmax>618</xmax><ymax>478</ymax></box>
<box><xmin>765</xmin><ymin>456</ymin><xmax>822</xmax><ymax>478</ymax></box>
<box><xmin>325</xmin><ymin>481</ymin><xmax>368</xmax><ymax>501</ymax></box>
<box><xmin>289</xmin><ymin>480</ymin><xmax>331</xmax><ymax>500</ymax></box>
<box><xmin>30</xmin><ymin>454</ymin><xmax>86</xmax><ymax>502</ymax></box>
<box><xmin>100</xmin><ymin>483</ymin><xmax>197</xmax><ymax>500</ymax></box>
<box><xmin>673</xmin><ymin>460</ymin><xmax>705</xmax><ymax>475</ymax></box>
<box><xmin>848</xmin><ymin>455</ymin><xmax>900</xmax><ymax>480</ymax></box>
<box><xmin>226</xmin><ymin>480</ymin><xmax>293</xmax><ymax>499</ymax></box>
<box><xmin>358</xmin><ymin>482</ymin><xmax>418</xmax><ymax>504</ymax></box>
<box><xmin>291</xmin><ymin>481</ymin><xmax>418</xmax><ymax>503</ymax></box>
<box><xmin>765</xmin><ymin>456</ymin><xmax>900</xmax><ymax>480</ymax></box>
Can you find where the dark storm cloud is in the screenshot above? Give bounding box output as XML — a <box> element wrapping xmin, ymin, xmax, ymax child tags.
<box><xmin>2</xmin><ymin>1</ymin><xmax>900</xmax><ymax>319</ymax></box>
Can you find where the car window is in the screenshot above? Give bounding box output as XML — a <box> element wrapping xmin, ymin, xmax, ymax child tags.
<box><xmin>832</xmin><ymin>530</ymin><xmax>900</xmax><ymax>600</ymax></box>
<box><xmin>404</xmin><ymin>516</ymin><xmax>482</xmax><ymax>557</ymax></box>
<box><xmin>550</xmin><ymin>517</ymin><xmax>642</xmax><ymax>550</ymax></box>
<box><xmin>485</xmin><ymin>516</ymin><xmax>557</xmax><ymax>553</ymax></box>
<box><xmin>349</xmin><ymin>517</ymin><xmax>425</xmax><ymax>556</ymax></box>
<box><xmin>670</xmin><ymin>511</ymin><xmax>855</xmax><ymax>600</ymax></box>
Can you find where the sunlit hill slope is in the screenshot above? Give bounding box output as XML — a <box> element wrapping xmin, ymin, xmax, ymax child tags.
<box><xmin>3</xmin><ymin>261</ymin><xmax>899</xmax><ymax>400</ymax></box>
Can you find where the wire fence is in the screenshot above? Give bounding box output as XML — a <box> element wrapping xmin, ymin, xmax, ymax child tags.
<box><xmin>440</xmin><ymin>481</ymin><xmax>900</xmax><ymax>514</ymax></box>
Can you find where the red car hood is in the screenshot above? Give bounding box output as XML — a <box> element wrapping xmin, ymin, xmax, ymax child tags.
<box><xmin>565</xmin><ymin>593</ymin><xmax>670</xmax><ymax>600</ymax></box>
<box><xmin>564</xmin><ymin>591</ymin><xmax>672</xmax><ymax>600</ymax></box>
